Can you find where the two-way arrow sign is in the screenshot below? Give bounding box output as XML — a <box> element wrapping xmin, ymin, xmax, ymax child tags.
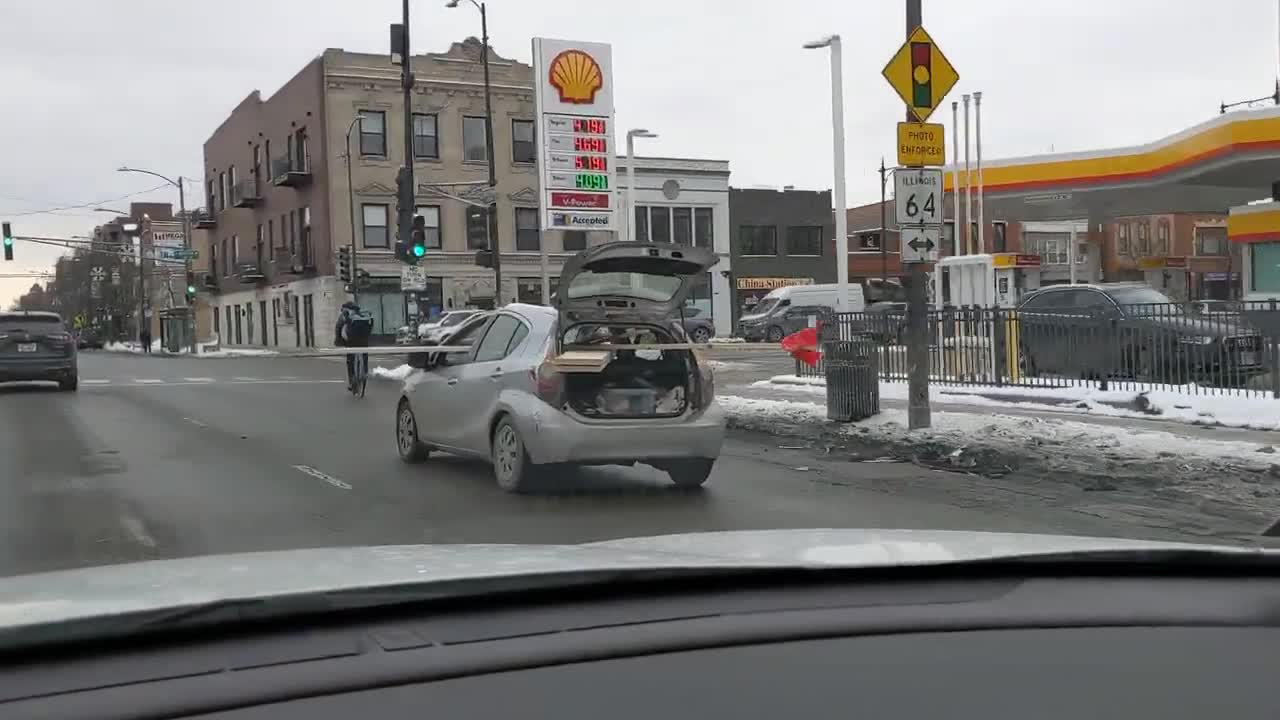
<box><xmin>901</xmin><ymin>226</ymin><xmax>941</xmax><ymax>264</ymax></box>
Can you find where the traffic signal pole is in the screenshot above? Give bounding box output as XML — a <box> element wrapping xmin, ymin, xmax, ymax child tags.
<box><xmin>904</xmin><ymin>0</ymin><xmax>931</xmax><ymax>430</ymax></box>
<box><xmin>478</xmin><ymin>2</ymin><xmax>502</xmax><ymax>304</ymax></box>
<box><xmin>397</xmin><ymin>0</ymin><xmax>416</xmax><ymax>282</ymax></box>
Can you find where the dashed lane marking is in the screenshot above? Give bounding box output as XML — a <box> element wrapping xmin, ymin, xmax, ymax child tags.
<box><xmin>181</xmin><ymin>417</ymin><xmax>209</xmax><ymax>428</ymax></box>
<box><xmin>119</xmin><ymin>514</ymin><xmax>157</xmax><ymax>548</ymax></box>
<box><xmin>292</xmin><ymin>464</ymin><xmax>352</xmax><ymax>490</ymax></box>
<box><xmin>134</xmin><ymin>378</ymin><xmax>164</xmax><ymax>384</ymax></box>
<box><xmin>232</xmin><ymin>376</ymin><xmax>261</xmax><ymax>382</ymax></box>
<box><xmin>82</xmin><ymin>379</ymin><xmax>110</xmax><ymax>385</ymax></box>
<box><xmin>182</xmin><ymin>377</ymin><xmax>215</xmax><ymax>383</ymax></box>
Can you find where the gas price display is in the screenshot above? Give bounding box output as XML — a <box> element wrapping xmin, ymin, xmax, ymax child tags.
<box><xmin>576</xmin><ymin>173</ymin><xmax>608</xmax><ymax>191</ymax></box>
<box><xmin>572</xmin><ymin>118</ymin><xmax>607</xmax><ymax>135</ymax></box>
<box><xmin>573</xmin><ymin>136</ymin><xmax>608</xmax><ymax>153</ymax></box>
<box><xmin>575</xmin><ymin>155</ymin><xmax>607</xmax><ymax>171</ymax></box>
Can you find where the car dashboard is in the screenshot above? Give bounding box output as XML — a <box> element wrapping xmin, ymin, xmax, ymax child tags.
<box><xmin>2</xmin><ymin>562</ymin><xmax>1278</xmax><ymax>720</ymax></box>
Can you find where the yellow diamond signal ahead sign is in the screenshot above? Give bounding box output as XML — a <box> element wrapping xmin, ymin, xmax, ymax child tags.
<box><xmin>882</xmin><ymin>26</ymin><xmax>959</xmax><ymax>123</ymax></box>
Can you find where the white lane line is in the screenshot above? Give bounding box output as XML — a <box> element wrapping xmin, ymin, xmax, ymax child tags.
<box><xmin>181</xmin><ymin>417</ymin><xmax>209</xmax><ymax>428</ymax></box>
<box><xmin>292</xmin><ymin>464</ymin><xmax>352</xmax><ymax>490</ymax></box>
<box><xmin>82</xmin><ymin>379</ymin><xmax>110</xmax><ymax>385</ymax></box>
<box><xmin>119</xmin><ymin>514</ymin><xmax>157</xmax><ymax>548</ymax></box>
<box><xmin>280</xmin><ymin>375</ymin><xmax>301</xmax><ymax>380</ymax></box>
<box><xmin>134</xmin><ymin>378</ymin><xmax>165</xmax><ymax>384</ymax></box>
<box><xmin>232</xmin><ymin>376</ymin><xmax>261</xmax><ymax>381</ymax></box>
<box><xmin>182</xmin><ymin>377</ymin><xmax>215</xmax><ymax>383</ymax></box>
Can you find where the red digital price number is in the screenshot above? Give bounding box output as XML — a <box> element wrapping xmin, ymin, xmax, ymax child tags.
<box><xmin>575</xmin><ymin>155</ymin><xmax>608</xmax><ymax>171</ymax></box>
<box><xmin>572</xmin><ymin>118</ymin><xmax>608</xmax><ymax>135</ymax></box>
<box><xmin>573</xmin><ymin>136</ymin><xmax>607</xmax><ymax>153</ymax></box>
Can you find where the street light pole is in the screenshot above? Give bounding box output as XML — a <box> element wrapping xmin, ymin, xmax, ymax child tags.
<box><xmin>804</xmin><ymin>35</ymin><xmax>849</xmax><ymax>312</ymax></box>
<box><xmin>117</xmin><ymin>166</ymin><xmax>195</xmax><ymax>354</ymax></box>
<box><xmin>879</xmin><ymin>157</ymin><xmax>888</xmax><ymax>283</ymax></box>
<box><xmin>345</xmin><ymin>116</ymin><xmax>362</xmax><ymax>305</ymax></box>
<box><xmin>625</xmin><ymin>129</ymin><xmax>658</xmax><ymax>243</ymax></box>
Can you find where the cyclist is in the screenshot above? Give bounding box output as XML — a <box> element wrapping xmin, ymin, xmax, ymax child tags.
<box><xmin>334</xmin><ymin>301</ymin><xmax>374</xmax><ymax>390</ymax></box>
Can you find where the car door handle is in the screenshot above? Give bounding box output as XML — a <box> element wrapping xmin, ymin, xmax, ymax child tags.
<box><xmin>447</xmin><ymin>378</ymin><xmax>459</xmax><ymax>386</ymax></box>
<box><xmin>489</xmin><ymin>368</ymin><xmax>503</xmax><ymax>380</ymax></box>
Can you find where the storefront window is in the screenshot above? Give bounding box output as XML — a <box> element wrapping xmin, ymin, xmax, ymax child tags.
<box><xmin>1250</xmin><ymin>242</ymin><xmax>1280</xmax><ymax>294</ymax></box>
<box><xmin>517</xmin><ymin>277</ymin><xmax>559</xmax><ymax>305</ymax></box>
<box><xmin>684</xmin><ymin>273</ymin><xmax>712</xmax><ymax>317</ymax></box>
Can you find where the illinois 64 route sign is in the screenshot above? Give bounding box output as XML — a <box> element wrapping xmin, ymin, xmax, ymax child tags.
<box><xmin>894</xmin><ymin>168</ymin><xmax>943</xmax><ymax>226</ymax></box>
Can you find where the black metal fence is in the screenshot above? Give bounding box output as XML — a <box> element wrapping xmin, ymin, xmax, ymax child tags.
<box><xmin>795</xmin><ymin>301</ymin><xmax>1280</xmax><ymax>399</ymax></box>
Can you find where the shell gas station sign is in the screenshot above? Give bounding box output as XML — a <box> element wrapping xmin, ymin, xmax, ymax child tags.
<box><xmin>531</xmin><ymin>38</ymin><xmax>617</xmax><ymax>232</ymax></box>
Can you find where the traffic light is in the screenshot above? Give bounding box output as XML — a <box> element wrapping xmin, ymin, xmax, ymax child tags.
<box><xmin>910</xmin><ymin>41</ymin><xmax>931</xmax><ymax>110</ymax></box>
<box><xmin>337</xmin><ymin>245</ymin><xmax>352</xmax><ymax>283</ymax></box>
<box><xmin>2</xmin><ymin>222</ymin><xmax>12</xmax><ymax>262</ymax></box>
<box><xmin>410</xmin><ymin>214</ymin><xmax>427</xmax><ymax>260</ymax></box>
<box><xmin>185</xmin><ymin>271</ymin><xmax>197</xmax><ymax>299</ymax></box>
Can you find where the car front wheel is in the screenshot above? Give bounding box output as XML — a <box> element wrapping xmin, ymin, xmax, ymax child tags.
<box><xmin>59</xmin><ymin>375</ymin><xmax>78</xmax><ymax>392</ymax></box>
<box><xmin>765</xmin><ymin>326</ymin><xmax>785</xmax><ymax>343</ymax></box>
<box><xmin>396</xmin><ymin>398</ymin><xmax>430</xmax><ymax>463</ymax></box>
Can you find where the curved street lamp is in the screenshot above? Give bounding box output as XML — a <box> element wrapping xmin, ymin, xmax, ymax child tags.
<box><xmin>116</xmin><ymin>166</ymin><xmax>195</xmax><ymax>352</ymax></box>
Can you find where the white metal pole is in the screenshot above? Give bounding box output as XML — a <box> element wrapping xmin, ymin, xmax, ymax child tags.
<box><xmin>951</xmin><ymin>100</ymin><xmax>960</xmax><ymax>257</ymax></box>
<box><xmin>830</xmin><ymin>37</ymin><xmax>850</xmax><ymax>312</ymax></box>
<box><xmin>626</xmin><ymin>135</ymin><xmax>637</xmax><ymax>243</ymax></box>
<box><xmin>962</xmin><ymin>93</ymin><xmax>972</xmax><ymax>255</ymax></box>
<box><xmin>974</xmin><ymin>91</ymin><xmax>984</xmax><ymax>254</ymax></box>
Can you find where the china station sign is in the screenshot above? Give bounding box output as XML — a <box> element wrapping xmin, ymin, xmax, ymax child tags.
<box><xmin>531</xmin><ymin>38</ymin><xmax>617</xmax><ymax>232</ymax></box>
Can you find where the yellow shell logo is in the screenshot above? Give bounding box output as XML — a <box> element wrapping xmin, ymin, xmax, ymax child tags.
<box><xmin>548</xmin><ymin>49</ymin><xmax>603</xmax><ymax>104</ymax></box>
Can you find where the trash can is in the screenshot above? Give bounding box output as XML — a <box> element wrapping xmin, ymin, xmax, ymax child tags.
<box><xmin>824</xmin><ymin>338</ymin><xmax>880</xmax><ymax>421</ymax></box>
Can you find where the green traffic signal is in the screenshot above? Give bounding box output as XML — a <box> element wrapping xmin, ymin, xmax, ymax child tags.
<box><xmin>2</xmin><ymin>237</ymin><xmax>11</xmax><ymax>247</ymax></box>
<box><xmin>412</xmin><ymin>244</ymin><xmax>425</xmax><ymax>258</ymax></box>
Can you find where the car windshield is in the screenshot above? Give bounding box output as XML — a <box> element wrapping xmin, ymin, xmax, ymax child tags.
<box><xmin>4</xmin><ymin>0</ymin><xmax>1280</xmax><ymax>643</ymax></box>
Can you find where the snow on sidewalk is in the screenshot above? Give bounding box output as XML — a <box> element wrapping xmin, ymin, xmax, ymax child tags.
<box><xmin>102</xmin><ymin>340</ymin><xmax>278</xmax><ymax>357</ymax></box>
<box><xmin>717</xmin><ymin>393</ymin><xmax>1280</xmax><ymax>517</ymax></box>
<box><xmin>760</xmin><ymin>374</ymin><xmax>1280</xmax><ymax>432</ymax></box>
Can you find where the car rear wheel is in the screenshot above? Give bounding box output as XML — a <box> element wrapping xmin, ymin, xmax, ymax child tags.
<box><xmin>664</xmin><ymin>458</ymin><xmax>715</xmax><ymax>488</ymax></box>
<box><xmin>690</xmin><ymin>326</ymin><xmax>712</xmax><ymax>343</ymax></box>
<box><xmin>59</xmin><ymin>375</ymin><xmax>78</xmax><ymax>392</ymax></box>
<box><xmin>766</xmin><ymin>326</ymin><xmax>785</xmax><ymax>343</ymax></box>
<box><xmin>396</xmin><ymin>398</ymin><xmax>430</xmax><ymax>463</ymax></box>
<box><xmin>491</xmin><ymin>416</ymin><xmax>541</xmax><ymax>493</ymax></box>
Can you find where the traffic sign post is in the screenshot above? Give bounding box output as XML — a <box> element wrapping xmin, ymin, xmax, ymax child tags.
<box><xmin>883</xmin><ymin>7</ymin><xmax>957</xmax><ymax>431</ymax></box>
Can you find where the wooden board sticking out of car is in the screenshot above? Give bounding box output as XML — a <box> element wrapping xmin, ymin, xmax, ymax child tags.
<box><xmin>547</xmin><ymin>350</ymin><xmax>613</xmax><ymax>373</ymax></box>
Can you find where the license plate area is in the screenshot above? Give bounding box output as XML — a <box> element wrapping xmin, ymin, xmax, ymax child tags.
<box><xmin>17</xmin><ymin>343</ymin><xmax>37</xmax><ymax>353</ymax></box>
<box><xmin>1240</xmin><ymin>351</ymin><xmax>1258</xmax><ymax>365</ymax></box>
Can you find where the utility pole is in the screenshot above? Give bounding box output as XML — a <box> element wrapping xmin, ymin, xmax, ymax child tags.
<box><xmin>904</xmin><ymin>0</ymin><xmax>931</xmax><ymax>430</ymax></box>
<box><xmin>478</xmin><ymin>3</ymin><xmax>503</xmax><ymax>305</ymax></box>
<box><xmin>396</xmin><ymin>0</ymin><xmax>416</xmax><ymax>293</ymax></box>
<box><xmin>879</xmin><ymin>157</ymin><xmax>888</xmax><ymax>283</ymax></box>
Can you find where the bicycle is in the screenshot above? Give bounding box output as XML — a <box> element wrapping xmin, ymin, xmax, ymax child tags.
<box><xmin>347</xmin><ymin>351</ymin><xmax>368</xmax><ymax>398</ymax></box>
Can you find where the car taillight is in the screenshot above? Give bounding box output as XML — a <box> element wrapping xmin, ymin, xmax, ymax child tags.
<box><xmin>531</xmin><ymin>342</ymin><xmax>565</xmax><ymax>407</ymax></box>
<box><xmin>693</xmin><ymin>349</ymin><xmax>714</xmax><ymax>409</ymax></box>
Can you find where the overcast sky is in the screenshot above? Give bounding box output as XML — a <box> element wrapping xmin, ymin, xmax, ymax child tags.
<box><xmin>1</xmin><ymin>0</ymin><xmax>1276</xmax><ymax>306</ymax></box>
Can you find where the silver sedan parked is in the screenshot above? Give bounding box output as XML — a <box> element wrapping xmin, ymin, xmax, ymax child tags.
<box><xmin>395</xmin><ymin>242</ymin><xmax>725</xmax><ymax>492</ymax></box>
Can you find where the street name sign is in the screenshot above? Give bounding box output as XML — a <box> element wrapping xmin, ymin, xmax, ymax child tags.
<box><xmin>881</xmin><ymin>26</ymin><xmax>959</xmax><ymax>123</ymax></box>
<box><xmin>900</xmin><ymin>225</ymin><xmax>941</xmax><ymax>264</ymax></box>
<box><xmin>894</xmin><ymin>168</ymin><xmax>944</xmax><ymax>226</ymax></box>
<box><xmin>896</xmin><ymin>122</ymin><xmax>945</xmax><ymax>167</ymax></box>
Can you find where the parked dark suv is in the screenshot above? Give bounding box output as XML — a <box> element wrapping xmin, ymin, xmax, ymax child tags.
<box><xmin>1016</xmin><ymin>283</ymin><xmax>1263</xmax><ymax>385</ymax></box>
<box><xmin>0</xmin><ymin>311</ymin><xmax>78</xmax><ymax>391</ymax></box>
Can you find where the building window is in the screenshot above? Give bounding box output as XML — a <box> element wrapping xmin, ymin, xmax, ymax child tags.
<box><xmin>943</xmin><ymin>221</ymin><xmax>956</xmax><ymax>254</ymax></box>
<box><xmin>993</xmin><ymin>221</ymin><xmax>1007</xmax><ymax>253</ymax></box>
<box><xmin>358</xmin><ymin>110</ymin><xmax>387</xmax><ymax>156</ymax></box>
<box><xmin>463</xmin><ymin>116</ymin><xmax>488</xmax><ymax>162</ymax></box>
<box><xmin>252</xmin><ymin>144</ymin><xmax>262</xmax><ymax>179</ymax></box>
<box><xmin>255</xmin><ymin>224</ymin><xmax>264</xmax><ymax>266</ymax></box>
<box><xmin>210</xmin><ymin>243</ymin><xmax>218</xmax><ymax>277</ymax></box>
<box><xmin>855</xmin><ymin>232</ymin><xmax>881</xmax><ymax>251</ymax></box>
<box><xmin>517</xmin><ymin>278</ymin><xmax>558</xmax><ymax>304</ymax></box>
<box><xmin>671</xmin><ymin>207</ymin><xmax>693</xmax><ymax>245</ymax></box>
<box><xmin>512</xmin><ymin>119</ymin><xmax>536</xmax><ymax>163</ymax></box>
<box><xmin>298</xmin><ymin>206</ymin><xmax>311</xmax><ymax>263</ymax></box>
<box><xmin>1155</xmin><ymin>219</ymin><xmax>1170</xmax><ymax>256</ymax></box>
<box><xmin>218</xmin><ymin>172</ymin><xmax>227</xmax><ymax>210</ymax></box>
<box><xmin>206</xmin><ymin>179</ymin><xmax>215</xmax><ymax>211</ymax></box>
<box><xmin>221</xmin><ymin>238</ymin><xmax>228</xmax><ymax>275</ymax></box>
<box><xmin>649</xmin><ymin>207</ymin><xmax>671</xmax><ymax>242</ymax></box>
<box><xmin>466</xmin><ymin>206</ymin><xmax>489</xmax><ymax>250</ymax></box>
<box><xmin>1025</xmin><ymin>233</ymin><xmax>1068</xmax><ymax>264</ymax></box>
<box><xmin>515</xmin><ymin>208</ymin><xmax>541</xmax><ymax>251</ymax></box>
<box><xmin>1196</xmin><ymin>226</ymin><xmax>1228</xmax><ymax>256</ymax></box>
<box><xmin>412</xmin><ymin>113</ymin><xmax>438</xmax><ymax>160</ymax></box>
<box><xmin>563</xmin><ymin>230</ymin><xmax>587</xmax><ymax>252</ymax></box>
<box><xmin>1137</xmin><ymin>222</ymin><xmax>1151</xmax><ymax>256</ymax></box>
<box><xmin>634</xmin><ymin>205</ymin><xmax>649</xmax><ymax>241</ymax></box>
<box><xmin>231</xmin><ymin>235</ymin><xmax>240</xmax><ymax>266</ymax></box>
<box><xmin>287</xmin><ymin>212</ymin><xmax>295</xmax><ymax>256</ymax></box>
<box><xmin>228</xmin><ymin>165</ymin><xmax>237</xmax><ymax>196</ymax></box>
<box><xmin>786</xmin><ymin>226</ymin><xmax>823</xmax><ymax>256</ymax></box>
<box><xmin>738</xmin><ymin>225</ymin><xmax>778</xmax><ymax>256</ymax></box>
<box><xmin>694</xmin><ymin>207</ymin><xmax>714</xmax><ymax>249</ymax></box>
<box><xmin>1117</xmin><ymin>222</ymin><xmax>1130</xmax><ymax>256</ymax></box>
<box><xmin>414</xmin><ymin>205</ymin><xmax>442</xmax><ymax>249</ymax></box>
<box><xmin>361</xmin><ymin>204</ymin><xmax>390</xmax><ymax>248</ymax></box>
<box><xmin>268</xmin><ymin>218</ymin><xmax>275</xmax><ymax>250</ymax></box>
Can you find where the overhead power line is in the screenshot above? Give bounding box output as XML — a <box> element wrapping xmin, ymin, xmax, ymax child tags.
<box><xmin>6</xmin><ymin>182</ymin><xmax>174</xmax><ymax>217</ymax></box>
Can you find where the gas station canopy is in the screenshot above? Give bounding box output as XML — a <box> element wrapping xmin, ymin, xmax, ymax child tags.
<box><xmin>944</xmin><ymin>106</ymin><xmax>1280</xmax><ymax>222</ymax></box>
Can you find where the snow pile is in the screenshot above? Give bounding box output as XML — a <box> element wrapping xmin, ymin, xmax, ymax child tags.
<box><xmin>717</xmin><ymin>394</ymin><xmax>1280</xmax><ymax>516</ymax></box>
<box><xmin>756</xmin><ymin>374</ymin><xmax>1280</xmax><ymax>432</ymax></box>
<box><xmin>372</xmin><ymin>364</ymin><xmax>415</xmax><ymax>381</ymax></box>
<box><xmin>103</xmin><ymin>340</ymin><xmax>161</xmax><ymax>354</ymax></box>
<box><xmin>197</xmin><ymin>347</ymin><xmax>278</xmax><ymax>358</ymax></box>
<box><xmin>710</xmin><ymin>337</ymin><xmax>746</xmax><ymax>344</ymax></box>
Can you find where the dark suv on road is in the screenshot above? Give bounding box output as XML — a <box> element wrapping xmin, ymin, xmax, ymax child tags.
<box><xmin>1016</xmin><ymin>283</ymin><xmax>1263</xmax><ymax>385</ymax></box>
<box><xmin>0</xmin><ymin>311</ymin><xmax>78</xmax><ymax>391</ymax></box>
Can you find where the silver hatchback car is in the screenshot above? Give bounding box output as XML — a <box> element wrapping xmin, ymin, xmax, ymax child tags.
<box><xmin>395</xmin><ymin>242</ymin><xmax>725</xmax><ymax>492</ymax></box>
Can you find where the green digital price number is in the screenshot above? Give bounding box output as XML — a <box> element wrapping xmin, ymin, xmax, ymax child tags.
<box><xmin>575</xmin><ymin>173</ymin><xmax>609</xmax><ymax>191</ymax></box>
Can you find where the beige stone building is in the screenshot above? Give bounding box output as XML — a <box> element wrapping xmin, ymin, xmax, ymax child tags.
<box><xmin>198</xmin><ymin>38</ymin><xmax>600</xmax><ymax>347</ymax></box>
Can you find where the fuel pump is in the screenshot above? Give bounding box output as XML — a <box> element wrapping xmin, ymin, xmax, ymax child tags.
<box><xmin>935</xmin><ymin>254</ymin><xmax>1042</xmax><ymax>382</ymax></box>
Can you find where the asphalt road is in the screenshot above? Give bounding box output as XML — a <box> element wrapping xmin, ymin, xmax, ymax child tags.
<box><xmin>0</xmin><ymin>349</ymin><xmax>1247</xmax><ymax>578</ymax></box>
